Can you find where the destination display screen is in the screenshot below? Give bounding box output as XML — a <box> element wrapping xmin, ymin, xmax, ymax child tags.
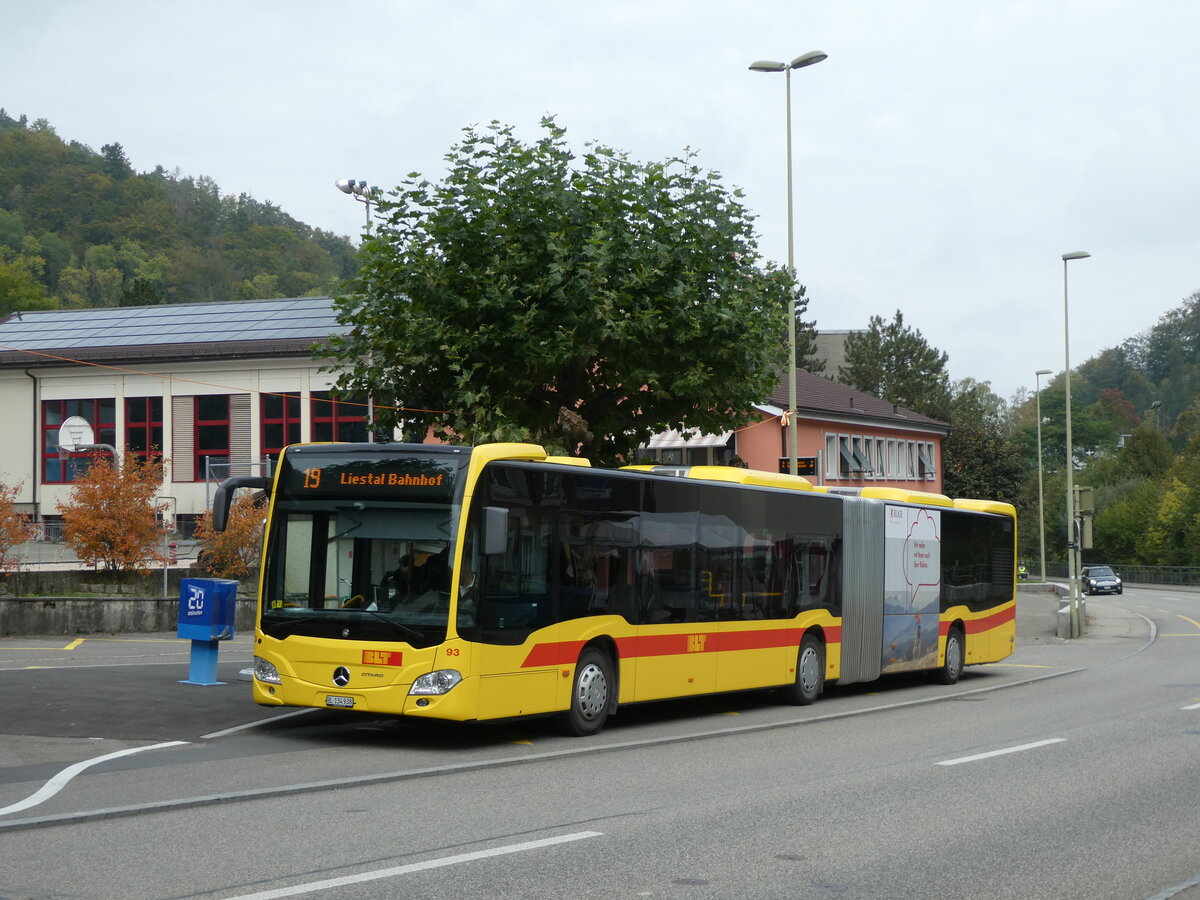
<box><xmin>276</xmin><ymin>448</ymin><xmax>467</xmax><ymax>502</ymax></box>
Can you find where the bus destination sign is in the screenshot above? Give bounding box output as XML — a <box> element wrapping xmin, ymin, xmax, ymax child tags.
<box><xmin>303</xmin><ymin>468</ymin><xmax>447</xmax><ymax>490</ymax></box>
<box><xmin>278</xmin><ymin>450</ymin><xmax>462</xmax><ymax>502</ymax></box>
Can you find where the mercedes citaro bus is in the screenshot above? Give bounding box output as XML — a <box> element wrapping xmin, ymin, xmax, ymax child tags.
<box><xmin>214</xmin><ymin>442</ymin><xmax>1016</xmax><ymax>735</ymax></box>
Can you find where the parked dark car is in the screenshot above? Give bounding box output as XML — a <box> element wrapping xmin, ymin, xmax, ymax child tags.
<box><xmin>1081</xmin><ymin>565</ymin><xmax>1123</xmax><ymax>595</ymax></box>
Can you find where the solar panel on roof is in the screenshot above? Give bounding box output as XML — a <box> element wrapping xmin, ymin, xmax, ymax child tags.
<box><xmin>0</xmin><ymin>297</ymin><xmax>343</xmax><ymax>352</ymax></box>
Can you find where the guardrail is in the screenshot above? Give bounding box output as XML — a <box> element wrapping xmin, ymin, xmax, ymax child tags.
<box><xmin>1041</xmin><ymin>562</ymin><xmax>1200</xmax><ymax>587</ymax></box>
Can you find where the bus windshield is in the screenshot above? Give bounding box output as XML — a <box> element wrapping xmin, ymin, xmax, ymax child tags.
<box><xmin>260</xmin><ymin>501</ymin><xmax>456</xmax><ymax>647</ymax></box>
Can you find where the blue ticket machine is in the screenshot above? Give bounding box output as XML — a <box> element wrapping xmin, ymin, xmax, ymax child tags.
<box><xmin>178</xmin><ymin>578</ymin><xmax>239</xmax><ymax>685</ymax></box>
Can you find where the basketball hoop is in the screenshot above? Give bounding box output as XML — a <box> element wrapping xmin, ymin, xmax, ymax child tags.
<box><xmin>58</xmin><ymin>416</ymin><xmax>95</xmax><ymax>454</ymax></box>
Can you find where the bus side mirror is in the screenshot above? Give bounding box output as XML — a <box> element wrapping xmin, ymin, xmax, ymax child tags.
<box><xmin>213</xmin><ymin>476</ymin><xmax>269</xmax><ymax>532</ymax></box>
<box><xmin>483</xmin><ymin>506</ymin><xmax>508</xmax><ymax>556</ymax></box>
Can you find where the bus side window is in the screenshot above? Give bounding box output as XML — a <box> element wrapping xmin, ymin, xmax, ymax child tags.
<box><xmin>477</xmin><ymin>492</ymin><xmax>552</xmax><ymax>645</ymax></box>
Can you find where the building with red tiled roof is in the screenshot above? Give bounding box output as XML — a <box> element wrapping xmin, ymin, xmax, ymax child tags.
<box><xmin>637</xmin><ymin>368</ymin><xmax>949</xmax><ymax>493</ymax></box>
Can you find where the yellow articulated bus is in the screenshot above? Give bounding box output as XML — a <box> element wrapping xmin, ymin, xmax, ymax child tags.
<box><xmin>214</xmin><ymin>442</ymin><xmax>1016</xmax><ymax>736</ymax></box>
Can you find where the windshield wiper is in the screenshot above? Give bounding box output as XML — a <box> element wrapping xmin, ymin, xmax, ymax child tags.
<box><xmin>261</xmin><ymin>611</ymin><xmax>320</xmax><ymax>636</ymax></box>
<box><xmin>261</xmin><ymin>606</ymin><xmax>426</xmax><ymax>643</ymax></box>
<box><xmin>359</xmin><ymin>609</ymin><xmax>424</xmax><ymax>643</ymax></box>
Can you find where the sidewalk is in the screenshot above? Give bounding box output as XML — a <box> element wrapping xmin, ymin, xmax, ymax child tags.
<box><xmin>1012</xmin><ymin>583</ymin><xmax>1153</xmax><ymax>670</ymax></box>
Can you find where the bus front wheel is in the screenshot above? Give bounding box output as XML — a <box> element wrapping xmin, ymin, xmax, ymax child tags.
<box><xmin>559</xmin><ymin>648</ymin><xmax>613</xmax><ymax>736</ymax></box>
<box><xmin>935</xmin><ymin>626</ymin><xmax>964</xmax><ymax>685</ymax></box>
<box><xmin>782</xmin><ymin>634</ymin><xmax>824</xmax><ymax>706</ymax></box>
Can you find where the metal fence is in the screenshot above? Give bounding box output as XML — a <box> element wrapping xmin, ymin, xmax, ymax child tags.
<box><xmin>1042</xmin><ymin>561</ymin><xmax>1200</xmax><ymax>587</ymax></box>
<box><xmin>204</xmin><ymin>457</ymin><xmax>273</xmax><ymax>507</ymax></box>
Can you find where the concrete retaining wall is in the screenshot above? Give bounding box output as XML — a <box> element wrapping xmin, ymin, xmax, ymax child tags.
<box><xmin>1</xmin><ymin>568</ymin><xmax>208</xmax><ymax>598</ymax></box>
<box><xmin>0</xmin><ymin>568</ymin><xmax>258</xmax><ymax>636</ymax></box>
<box><xmin>0</xmin><ymin>596</ymin><xmax>258</xmax><ymax>636</ymax></box>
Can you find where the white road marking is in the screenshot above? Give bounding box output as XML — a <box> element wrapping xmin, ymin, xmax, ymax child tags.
<box><xmin>937</xmin><ymin>738</ymin><xmax>1065</xmax><ymax>767</ymax></box>
<box><xmin>1182</xmin><ymin>702</ymin><xmax>1200</xmax><ymax>711</ymax></box>
<box><xmin>201</xmin><ymin>708</ymin><xmax>315</xmax><ymax>739</ymax></box>
<box><xmin>224</xmin><ymin>831</ymin><xmax>605</xmax><ymax>900</ymax></box>
<box><xmin>0</xmin><ymin>741</ymin><xmax>188</xmax><ymax>816</ymax></box>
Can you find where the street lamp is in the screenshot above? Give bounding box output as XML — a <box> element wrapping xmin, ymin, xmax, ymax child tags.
<box><xmin>1035</xmin><ymin>368</ymin><xmax>1053</xmax><ymax>583</ymax></box>
<box><xmin>750</xmin><ymin>50</ymin><xmax>827</xmax><ymax>476</ymax></box>
<box><xmin>335</xmin><ymin>179</ymin><xmax>380</xmax><ymax>232</ymax></box>
<box><xmin>1062</xmin><ymin>250</ymin><xmax>1090</xmax><ymax>638</ymax></box>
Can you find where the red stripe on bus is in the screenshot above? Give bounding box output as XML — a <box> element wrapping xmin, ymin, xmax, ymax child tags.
<box><xmin>520</xmin><ymin>640</ymin><xmax>588</xmax><ymax>667</ymax></box>
<box><xmin>940</xmin><ymin>604</ymin><xmax>1016</xmax><ymax>635</ymax></box>
<box><xmin>519</xmin><ymin>626</ymin><xmax>842</xmax><ymax>668</ymax></box>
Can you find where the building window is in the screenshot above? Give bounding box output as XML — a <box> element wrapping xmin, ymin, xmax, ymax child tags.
<box><xmin>42</xmin><ymin>399</ymin><xmax>116</xmax><ymax>483</ymax></box>
<box><xmin>262</xmin><ymin>392</ymin><xmax>302</xmax><ymax>456</ymax></box>
<box><xmin>918</xmin><ymin>442</ymin><xmax>936</xmax><ymax>480</ymax></box>
<box><xmin>311</xmin><ymin>391</ymin><xmax>370</xmax><ymax>443</ymax></box>
<box><xmin>126</xmin><ymin>397</ymin><xmax>163</xmax><ymax>461</ymax></box>
<box><xmin>825</xmin><ymin>434</ymin><xmax>838</xmax><ymax>479</ymax></box>
<box><xmin>838</xmin><ymin>435</ymin><xmax>856</xmax><ymax>478</ymax></box>
<box><xmin>875</xmin><ymin>438</ymin><xmax>887</xmax><ymax>479</ymax></box>
<box><xmin>195</xmin><ymin>395</ymin><xmax>230</xmax><ymax>480</ymax></box>
<box><xmin>851</xmin><ymin>436</ymin><xmax>872</xmax><ymax>476</ymax></box>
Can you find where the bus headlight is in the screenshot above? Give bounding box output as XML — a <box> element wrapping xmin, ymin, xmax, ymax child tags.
<box><xmin>254</xmin><ymin>656</ymin><xmax>282</xmax><ymax>684</ymax></box>
<box><xmin>410</xmin><ymin>669</ymin><xmax>462</xmax><ymax>695</ymax></box>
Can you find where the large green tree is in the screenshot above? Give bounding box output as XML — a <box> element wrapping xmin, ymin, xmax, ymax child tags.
<box><xmin>325</xmin><ymin>119</ymin><xmax>796</xmax><ymax>463</ymax></box>
<box><xmin>940</xmin><ymin>378</ymin><xmax>1023</xmax><ymax>504</ymax></box>
<box><xmin>839</xmin><ymin>310</ymin><xmax>951</xmax><ymax>419</ymax></box>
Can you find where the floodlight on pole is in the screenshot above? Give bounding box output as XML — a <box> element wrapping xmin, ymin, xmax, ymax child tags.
<box><xmin>1035</xmin><ymin>368</ymin><xmax>1053</xmax><ymax>583</ymax></box>
<box><xmin>1062</xmin><ymin>250</ymin><xmax>1090</xmax><ymax>638</ymax></box>
<box><xmin>749</xmin><ymin>50</ymin><xmax>827</xmax><ymax>476</ymax></box>
<box><xmin>335</xmin><ymin>178</ymin><xmax>380</xmax><ymax>232</ymax></box>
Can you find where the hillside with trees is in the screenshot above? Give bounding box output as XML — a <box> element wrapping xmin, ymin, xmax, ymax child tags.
<box><xmin>1010</xmin><ymin>289</ymin><xmax>1200</xmax><ymax>569</ymax></box>
<box><xmin>838</xmin><ymin>294</ymin><xmax>1200</xmax><ymax>569</ymax></box>
<box><xmin>0</xmin><ymin>109</ymin><xmax>358</xmax><ymax>316</ymax></box>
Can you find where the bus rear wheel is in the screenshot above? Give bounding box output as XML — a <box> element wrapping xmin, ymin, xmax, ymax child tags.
<box><xmin>782</xmin><ymin>634</ymin><xmax>824</xmax><ymax>706</ymax></box>
<box><xmin>935</xmin><ymin>626</ymin><xmax>964</xmax><ymax>685</ymax></box>
<box><xmin>559</xmin><ymin>648</ymin><xmax>613</xmax><ymax>736</ymax></box>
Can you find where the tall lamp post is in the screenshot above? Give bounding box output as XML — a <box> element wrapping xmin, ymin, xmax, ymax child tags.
<box><xmin>749</xmin><ymin>50</ymin><xmax>827</xmax><ymax>476</ymax></box>
<box><xmin>1035</xmin><ymin>368</ymin><xmax>1053</xmax><ymax>583</ymax></box>
<box><xmin>1062</xmin><ymin>250</ymin><xmax>1090</xmax><ymax>638</ymax></box>
<box><xmin>335</xmin><ymin>179</ymin><xmax>379</xmax><ymax>232</ymax></box>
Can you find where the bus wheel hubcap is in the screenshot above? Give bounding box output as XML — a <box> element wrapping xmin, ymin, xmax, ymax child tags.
<box><xmin>576</xmin><ymin>663</ymin><xmax>607</xmax><ymax>720</ymax></box>
<box><xmin>799</xmin><ymin>648</ymin><xmax>819</xmax><ymax>693</ymax></box>
<box><xmin>948</xmin><ymin>639</ymin><xmax>961</xmax><ymax>673</ymax></box>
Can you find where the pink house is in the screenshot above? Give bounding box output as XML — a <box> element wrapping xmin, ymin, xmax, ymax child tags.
<box><xmin>639</xmin><ymin>369</ymin><xmax>949</xmax><ymax>494</ymax></box>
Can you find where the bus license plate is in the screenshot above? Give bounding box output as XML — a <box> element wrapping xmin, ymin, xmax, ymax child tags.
<box><xmin>326</xmin><ymin>695</ymin><xmax>355</xmax><ymax>708</ymax></box>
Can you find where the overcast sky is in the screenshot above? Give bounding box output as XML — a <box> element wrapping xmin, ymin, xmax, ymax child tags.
<box><xmin>6</xmin><ymin>0</ymin><xmax>1198</xmax><ymax>402</ymax></box>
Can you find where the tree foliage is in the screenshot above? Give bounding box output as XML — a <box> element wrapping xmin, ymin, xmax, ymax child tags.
<box><xmin>839</xmin><ymin>310</ymin><xmax>951</xmax><ymax>419</ymax></box>
<box><xmin>0</xmin><ymin>108</ymin><xmax>359</xmax><ymax>314</ymax></box>
<box><xmin>940</xmin><ymin>379</ymin><xmax>1023</xmax><ymax>504</ymax></box>
<box><xmin>1005</xmin><ymin>285</ymin><xmax>1200</xmax><ymax>565</ymax></box>
<box><xmin>193</xmin><ymin>493</ymin><xmax>264</xmax><ymax>579</ymax></box>
<box><xmin>326</xmin><ymin>118</ymin><xmax>796</xmax><ymax>463</ymax></box>
<box><xmin>0</xmin><ymin>482</ymin><xmax>37</xmax><ymax>573</ymax></box>
<box><xmin>57</xmin><ymin>455</ymin><xmax>167</xmax><ymax>574</ymax></box>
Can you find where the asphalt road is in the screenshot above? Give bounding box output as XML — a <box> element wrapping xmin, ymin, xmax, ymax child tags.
<box><xmin>1</xmin><ymin>587</ymin><xmax>1197</xmax><ymax>899</ymax></box>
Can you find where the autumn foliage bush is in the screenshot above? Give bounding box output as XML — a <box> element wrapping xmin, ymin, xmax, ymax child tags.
<box><xmin>193</xmin><ymin>492</ymin><xmax>264</xmax><ymax>579</ymax></box>
<box><xmin>57</xmin><ymin>454</ymin><xmax>167</xmax><ymax>574</ymax></box>
<box><xmin>0</xmin><ymin>481</ymin><xmax>37</xmax><ymax>573</ymax></box>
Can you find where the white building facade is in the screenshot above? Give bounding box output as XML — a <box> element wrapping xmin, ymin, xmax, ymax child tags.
<box><xmin>0</xmin><ymin>298</ymin><xmax>366</xmax><ymax>533</ymax></box>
